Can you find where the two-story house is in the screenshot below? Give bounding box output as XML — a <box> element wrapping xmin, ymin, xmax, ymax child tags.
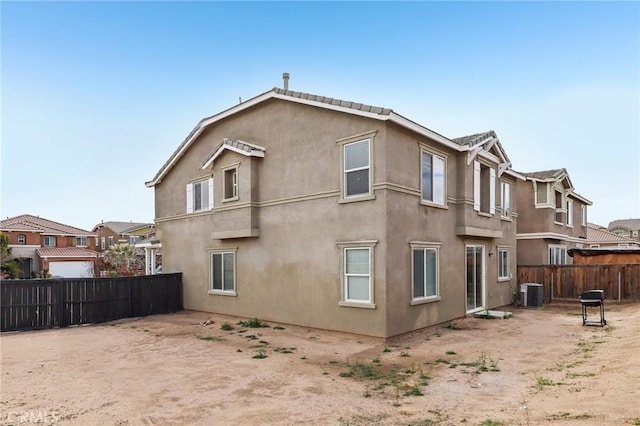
<box><xmin>146</xmin><ymin>77</ymin><xmax>524</xmax><ymax>338</ymax></box>
<box><xmin>0</xmin><ymin>214</ymin><xmax>98</xmax><ymax>278</ymax></box>
<box><xmin>515</xmin><ymin>169</ymin><xmax>592</xmax><ymax>265</ymax></box>
<box><xmin>607</xmin><ymin>219</ymin><xmax>640</xmax><ymax>243</ymax></box>
<box><xmin>92</xmin><ymin>221</ymin><xmax>155</xmax><ymax>253</ymax></box>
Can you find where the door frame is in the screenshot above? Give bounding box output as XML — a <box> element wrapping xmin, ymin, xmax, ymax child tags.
<box><xmin>465</xmin><ymin>243</ymin><xmax>486</xmax><ymax>313</ymax></box>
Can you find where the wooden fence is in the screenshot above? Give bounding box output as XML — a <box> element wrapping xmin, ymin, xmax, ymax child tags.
<box><xmin>1</xmin><ymin>273</ymin><xmax>182</xmax><ymax>332</ymax></box>
<box><xmin>517</xmin><ymin>264</ymin><xmax>640</xmax><ymax>303</ymax></box>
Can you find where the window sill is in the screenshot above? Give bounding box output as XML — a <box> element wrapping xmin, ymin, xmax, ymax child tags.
<box><xmin>477</xmin><ymin>211</ymin><xmax>492</xmax><ymax>218</ymax></box>
<box><xmin>420</xmin><ymin>200</ymin><xmax>448</xmax><ymax>210</ymax></box>
<box><xmin>208</xmin><ymin>290</ymin><xmax>237</xmax><ymax>297</ymax></box>
<box><xmin>498</xmin><ymin>277</ymin><xmax>511</xmax><ymax>283</ymax></box>
<box><xmin>222</xmin><ymin>197</ymin><xmax>239</xmax><ymax>203</ymax></box>
<box><xmin>339</xmin><ymin>194</ymin><xmax>376</xmax><ymax>204</ymax></box>
<box><xmin>500</xmin><ymin>216</ymin><xmax>512</xmax><ymax>222</ymax></box>
<box><xmin>339</xmin><ymin>301</ymin><xmax>376</xmax><ymax>309</ymax></box>
<box><xmin>410</xmin><ymin>296</ymin><xmax>441</xmax><ymax>306</ymax></box>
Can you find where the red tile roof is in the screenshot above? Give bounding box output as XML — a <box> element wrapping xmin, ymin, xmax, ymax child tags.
<box><xmin>586</xmin><ymin>224</ymin><xmax>639</xmax><ymax>245</ymax></box>
<box><xmin>36</xmin><ymin>247</ymin><xmax>98</xmax><ymax>258</ymax></box>
<box><xmin>0</xmin><ymin>215</ymin><xmax>95</xmax><ymax>236</ymax></box>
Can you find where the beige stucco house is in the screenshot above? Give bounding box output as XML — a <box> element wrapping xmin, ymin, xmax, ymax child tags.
<box><xmin>147</xmin><ymin>78</ymin><xmax>524</xmax><ymax>337</ymax></box>
<box><xmin>515</xmin><ymin>169</ymin><xmax>592</xmax><ymax>265</ymax></box>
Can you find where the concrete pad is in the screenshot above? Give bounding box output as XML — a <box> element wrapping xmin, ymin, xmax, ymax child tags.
<box><xmin>475</xmin><ymin>310</ymin><xmax>513</xmax><ymax>319</ymax></box>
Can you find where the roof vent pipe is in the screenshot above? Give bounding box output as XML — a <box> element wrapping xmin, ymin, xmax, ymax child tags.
<box><xmin>283</xmin><ymin>72</ymin><xmax>289</xmax><ymax>90</ymax></box>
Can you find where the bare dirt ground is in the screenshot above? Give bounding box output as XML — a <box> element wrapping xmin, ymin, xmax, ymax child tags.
<box><xmin>1</xmin><ymin>302</ymin><xmax>639</xmax><ymax>426</ymax></box>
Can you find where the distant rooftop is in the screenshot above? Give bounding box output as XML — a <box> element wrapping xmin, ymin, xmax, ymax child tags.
<box><xmin>0</xmin><ymin>214</ymin><xmax>95</xmax><ymax>236</ymax></box>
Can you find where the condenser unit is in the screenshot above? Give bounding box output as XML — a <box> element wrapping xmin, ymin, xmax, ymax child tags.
<box><xmin>520</xmin><ymin>283</ymin><xmax>544</xmax><ymax>308</ymax></box>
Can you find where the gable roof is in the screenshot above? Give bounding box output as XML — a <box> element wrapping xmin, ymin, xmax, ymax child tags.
<box><xmin>36</xmin><ymin>247</ymin><xmax>99</xmax><ymax>258</ymax></box>
<box><xmin>608</xmin><ymin>218</ymin><xmax>640</xmax><ymax>231</ymax></box>
<box><xmin>517</xmin><ymin>168</ymin><xmax>592</xmax><ymax>205</ymax></box>
<box><xmin>201</xmin><ymin>138</ymin><xmax>266</xmax><ymax>170</ymax></box>
<box><xmin>0</xmin><ymin>214</ymin><xmax>96</xmax><ymax>236</ymax></box>
<box><xmin>147</xmin><ymin>87</ymin><xmax>523</xmax><ymax>188</ymax></box>
<box><xmin>93</xmin><ymin>221</ymin><xmax>153</xmax><ymax>234</ymax></box>
<box><xmin>586</xmin><ymin>223</ymin><xmax>639</xmax><ymax>245</ymax></box>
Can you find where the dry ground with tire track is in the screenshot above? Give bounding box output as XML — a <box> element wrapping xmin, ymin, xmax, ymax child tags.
<box><xmin>1</xmin><ymin>302</ymin><xmax>639</xmax><ymax>425</ymax></box>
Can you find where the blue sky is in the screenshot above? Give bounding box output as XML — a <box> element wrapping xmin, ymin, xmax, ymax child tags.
<box><xmin>1</xmin><ymin>1</ymin><xmax>638</xmax><ymax>231</ymax></box>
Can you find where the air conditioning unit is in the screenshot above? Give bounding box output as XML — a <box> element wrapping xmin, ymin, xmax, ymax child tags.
<box><xmin>520</xmin><ymin>283</ymin><xmax>544</xmax><ymax>308</ymax></box>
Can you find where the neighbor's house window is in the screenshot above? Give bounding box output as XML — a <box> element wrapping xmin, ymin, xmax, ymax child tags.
<box><xmin>128</xmin><ymin>236</ymin><xmax>140</xmax><ymax>245</ymax></box>
<box><xmin>581</xmin><ymin>205</ymin><xmax>587</xmax><ymax>226</ymax></box>
<box><xmin>108</xmin><ymin>236</ymin><xmax>114</xmax><ymax>247</ymax></box>
<box><xmin>549</xmin><ymin>245</ymin><xmax>567</xmax><ymax>265</ymax></box>
<box><xmin>337</xmin><ymin>240</ymin><xmax>377</xmax><ymax>307</ymax></box>
<box><xmin>17</xmin><ymin>234</ymin><xmax>26</xmax><ymax>244</ymax></box>
<box><xmin>186</xmin><ymin>178</ymin><xmax>214</xmax><ymax>213</ymax></box>
<box><xmin>501</xmin><ymin>181</ymin><xmax>511</xmax><ymax>217</ymax></box>
<box><xmin>474</xmin><ymin>160</ymin><xmax>495</xmax><ymax>214</ymax></box>
<box><xmin>43</xmin><ymin>236</ymin><xmax>56</xmax><ymax>247</ymax></box>
<box><xmin>566</xmin><ymin>199</ymin><xmax>573</xmax><ymax>226</ymax></box>
<box><xmin>498</xmin><ymin>248</ymin><xmax>509</xmax><ymax>279</ymax></box>
<box><xmin>223</xmin><ymin>165</ymin><xmax>239</xmax><ymax>201</ymax></box>
<box><xmin>421</xmin><ymin>150</ymin><xmax>446</xmax><ymax>205</ymax></box>
<box><xmin>210</xmin><ymin>250</ymin><xmax>236</xmax><ymax>294</ymax></box>
<box><xmin>75</xmin><ymin>237</ymin><xmax>87</xmax><ymax>247</ymax></box>
<box><xmin>101</xmin><ymin>237</ymin><xmax>106</xmax><ymax>250</ymax></box>
<box><xmin>411</xmin><ymin>243</ymin><xmax>440</xmax><ymax>303</ymax></box>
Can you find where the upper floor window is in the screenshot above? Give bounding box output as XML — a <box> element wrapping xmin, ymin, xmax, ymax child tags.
<box><xmin>549</xmin><ymin>245</ymin><xmax>566</xmax><ymax>265</ymax></box>
<box><xmin>421</xmin><ymin>150</ymin><xmax>445</xmax><ymax>205</ymax></box>
<box><xmin>108</xmin><ymin>236</ymin><xmax>114</xmax><ymax>247</ymax></box>
<box><xmin>101</xmin><ymin>237</ymin><xmax>106</xmax><ymax>250</ymax></box>
<box><xmin>535</xmin><ymin>182</ymin><xmax>548</xmax><ymax>205</ymax></box>
<box><xmin>412</xmin><ymin>245</ymin><xmax>439</xmax><ymax>302</ymax></box>
<box><xmin>17</xmin><ymin>234</ymin><xmax>26</xmax><ymax>244</ymax></box>
<box><xmin>128</xmin><ymin>236</ymin><xmax>140</xmax><ymax>245</ymax></box>
<box><xmin>501</xmin><ymin>181</ymin><xmax>511</xmax><ymax>217</ymax></box>
<box><xmin>43</xmin><ymin>236</ymin><xmax>56</xmax><ymax>247</ymax></box>
<box><xmin>223</xmin><ymin>165</ymin><xmax>239</xmax><ymax>201</ymax></box>
<box><xmin>554</xmin><ymin>191</ymin><xmax>563</xmax><ymax>223</ymax></box>
<box><xmin>186</xmin><ymin>178</ymin><xmax>214</xmax><ymax>213</ymax></box>
<box><xmin>581</xmin><ymin>205</ymin><xmax>587</xmax><ymax>226</ymax></box>
<box><xmin>474</xmin><ymin>160</ymin><xmax>495</xmax><ymax>214</ymax></box>
<box><xmin>566</xmin><ymin>199</ymin><xmax>573</xmax><ymax>226</ymax></box>
<box><xmin>344</xmin><ymin>139</ymin><xmax>371</xmax><ymax>198</ymax></box>
<box><xmin>75</xmin><ymin>237</ymin><xmax>87</xmax><ymax>247</ymax></box>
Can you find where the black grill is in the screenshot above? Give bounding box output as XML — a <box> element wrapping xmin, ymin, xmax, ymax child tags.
<box><xmin>580</xmin><ymin>290</ymin><xmax>606</xmax><ymax>326</ymax></box>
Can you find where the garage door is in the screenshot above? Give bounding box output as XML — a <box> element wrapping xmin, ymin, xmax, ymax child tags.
<box><xmin>49</xmin><ymin>261</ymin><xmax>94</xmax><ymax>278</ymax></box>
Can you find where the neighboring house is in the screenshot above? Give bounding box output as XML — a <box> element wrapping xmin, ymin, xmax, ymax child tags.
<box><xmin>586</xmin><ymin>222</ymin><xmax>640</xmax><ymax>248</ymax></box>
<box><xmin>146</xmin><ymin>77</ymin><xmax>524</xmax><ymax>338</ymax></box>
<box><xmin>607</xmin><ymin>218</ymin><xmax>640</xmax><ymax>243</ymax></box>
<box><xmin>515</xmin><ymin>168</ymin><xmax>592</xmax><ymax>265</ymax></box>
<box><xmin>0</xmin><ymin>214</ymin><xmax>98</xmax><ymax>278</ymax></box>
<box><xmin>134</xmin><ymin>236</ymin><xmax>162</xmax><ymax>275</ymax></box>
<box><xmin>92</xmin><ymin>221</ymin><xmax>155</xmax><ymax>253</ymax></box>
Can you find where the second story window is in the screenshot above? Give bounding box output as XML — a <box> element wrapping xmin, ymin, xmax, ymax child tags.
<box><xmin>101</xmin><ymin>237</ymin><xmax>106</xmax><ymax>250</ymax></box>
<box><xmin>554</xmin><ymin>190</ymin><xmax>563</xmax><ymax>223</ymax></box>
<box><xmin>108</xmin><ymin>236</ymin><xmax>114</xmax><ymax>247</ymax></box>
<box><xmin>501</xmin><ymin>181</ymin><xmax>511</xmax><ymax>217</ymax></box>
<box><xmin>223</xmin><ymin>166</ymin><xmax>239</xmax><ymax>201</ymax></box>
<box><xmin>566</xmin><ymin>199</ymin><xmax>573</xmax><ymax>226</ymax></box>
<box><xmin>581</xmin><ymin>205</ymin><xmax>587</xmax><ymax>226</ymax></box>
<box><xmin>186</xmin><ymin>178</ymin><xmax>214</xmax><ymax>213</ymax></box>
<box><xmin>17</xmin><ymin>234</ymin><xmax>26</xmax><ymax>244</ymax></box>
<box><xmin>474</xmin><ymin>160</ymin><xmax>495</xmax><ymax>215</ymax></box>
<box><xmin>129</xmin><ymin>236</ymin><xmax>140</xmax><ymax>245</ymax></box>
<box><xmin>421</xmin><ymin>150</ymin><xmax>445</xmax><ymax>205</ymax></box>
<box><xmin>75</xmin><ymin>237</ymin><xmax>87</xmax><ymax>247</ymax></box>
<box><xmin>43</xmin><ymin>236</ymin><xmax>56</xmax><ymax>247</ymax></box>
<box><xmin>344</xmin><ymin>139</ymin><xmax>371</xmax><ymax>198</ymax></box>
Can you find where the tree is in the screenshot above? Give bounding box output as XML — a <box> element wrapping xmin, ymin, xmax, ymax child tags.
<box><xmin>0</xmin><ymin>232</ymin><xmax>21</xmax><ymax>279</ymax></box>
<box><xmin>104</xmin><ymin>243</ymin><xmax>142</xmax><ymax>276</ymax></box>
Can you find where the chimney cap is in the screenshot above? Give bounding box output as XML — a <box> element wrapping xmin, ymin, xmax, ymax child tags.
<box><xmin>282</xmin><ymin>72</ymin><xmax>290</xmax><ymax>90</ymax></box>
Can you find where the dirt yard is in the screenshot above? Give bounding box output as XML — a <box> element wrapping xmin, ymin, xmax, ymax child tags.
<box><xmin>1</xmin><ymin>302</ymin><xmax>639</xmax><ymax>425</ymax></box>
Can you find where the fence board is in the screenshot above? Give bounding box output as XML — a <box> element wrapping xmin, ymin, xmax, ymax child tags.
<box><xmin>1</xmin><ymin>273</ymin><xmax>182</xmax><ymax>332</ymax></box>
<box><xmin>517</xmin><ymin>264</ymin><xmax>640</xmax><ymax>303</ymax></box>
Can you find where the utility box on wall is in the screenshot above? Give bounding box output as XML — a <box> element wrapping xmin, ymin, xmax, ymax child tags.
<box><xmin>520</xmin><ymin>283</ymin><xmax>544</xmax><ymax>308</ymax></box>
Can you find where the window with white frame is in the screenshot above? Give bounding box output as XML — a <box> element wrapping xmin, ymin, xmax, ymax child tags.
<box><xmin>566</xmin><ymin>199</ymin><xmax>573</xmax><ymax>226</ymax></box>
<box><xmin>75</xmin><ymin>237</ymin><xmax>87</xmax><ymax>247</ymax></box>
<box><xmin>535</xmin><ymin>182</ymin><xmax>548</xmax><ymax>205</ymax></box>
<box><xmin>210</xmin><ymin>251</ymin><xmax>236</xmax><ymax>293</ymax></box>
<box><xmin>421</xmin><ymin>150</ymin><xmax>446</xmax><ymax>205</ymax></box>
<box><xmin>101</xmin><ymin>237</ymin><xmax>105</xmax><ymax>250</ymax></box>
<box><xmin>501</xmin><ymin>181</ymin><xmax>511</xmax><ymax>217</ymax></box>
<box><xmin>186</xmin><ymin>178</ymin><xmax>214</xmax><ymax>213</ymax></box>
<box><xmin>474</xmin><ymin>160</ymin><xmax>495</xmax><ymax>214</ymax></box>
<box><xmin>498</xmin><ymin>248</ymin><xmax>509</xmax><ymax>279</ymax></box>
<box><xmin>223</xmin><ymin>166</ymin><xmax>238</xmax><ymax>201</ymax></box>
<box><xmin>17</xmin><ymin>234</ymin><xmax>26</xmax><ymax>244</ymax></box>
<box><xmin>43</xmin><ymin>236</ymin><xmax>56</xmax><ymax>247</ymax></box>
<box><xmin>343</xmin><ymin>139</ymin><xmax>371</xmax><ymax>198</ymax></box>
<box><xmin>412</xmin><ymin>246</ymin><xmax>439</xmax><ymax>301</ymax></box>
<box><xmin>108</xmin><ymin>236</ymin><xmax>114</xmax><ymax>247</ymax></box>
<box><xmin>337</xmin><ymin>243</ymin><xmax>376</xmax><ymax>305</ymax></box>
<box><xmin>128</xmin><ymin>236</ymin><xmax>140</xmax><ymax>245</ymax></box>
<box><xmin>549</xmin><ymin>245</ymin><xmax>567</xmax><ymax>265</ymax></box>
<box><xmin>554</xmin><ymin>190</ymin><xmax>563</xmax><ymax>223</ymax></box>
<box><xmin>581</xmin><ymin>205</ymin><xmax>587</xmax><ymax>226</ymax></box>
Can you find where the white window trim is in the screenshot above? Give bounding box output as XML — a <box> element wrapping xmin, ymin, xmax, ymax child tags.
<box><xmin>581</xmin><ymin>205</ymin><xmax>587</xmax><ymax>226</ymax></box>
<box><xmin>43</xmin><ymin>236</ymin><xmax>56</xmax><ymax>247</ymax></box>
<box><xmin>76</xmin><ymin>237</ymin><xmax>87</xmax><ymax>247</ymax></box>
<box><xmin>548</xmin><ymin>244</ymin><xmax>567</xmax><ymax>265</ymax></box>
<box><xmin>474</xmin><ymin>160</ymin><xmax>496</xmax><ymax>215</ymax></box>
<box><xmin>187</xmin><ymin>177</ymin><xmax>214</xmax><ymax>213</ymax></box>
<box><xmin>497</xmin><ymin>247</ymin><xmax>510</xmax><ymax>281</ymax></box>
<box><xmin>553</xmin><ymin>190</ymin><xmax>564</xmax><ymax>224</ymax></box>
<box><xmin>208</xmin><ymin>248</ymin><xmax>238</xmax><ymax>296</ymax></box>
<box><xmin>337</xmin><ymin>131</ymin><xmax>376</xmax><ymax>203</ymax></box>
<box><xmin>221</xmin><ymin>163</ymin><xmax>240</xmax><ymax>203</ymax></box>
<box><xmin>500</xmin><ymin>180</ymin><xmax>511</xmax><ymax>218</ymax></box>
<box><xmin>336</xmin><ymin>240</ymin><xmax>377</xmax><ymax>309</ymax></box>
<box><xmin>420</xmin><ymin>147</ymin><xmax>447</xmax><ymax>207</ymax></box>
<box><xmin>409</xmin><ymin>241</ymin><xmax>441</xmax><ymax>305</ymax></box>
<box><xmin>17</xmin><ymin>234</ymin><xmax>26</xmax><ymax>244</ymax></box>
<box><xmin>566</xmin><ymin>199</ymin><xmax>574</xmax><ymax>227</ymax></box>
